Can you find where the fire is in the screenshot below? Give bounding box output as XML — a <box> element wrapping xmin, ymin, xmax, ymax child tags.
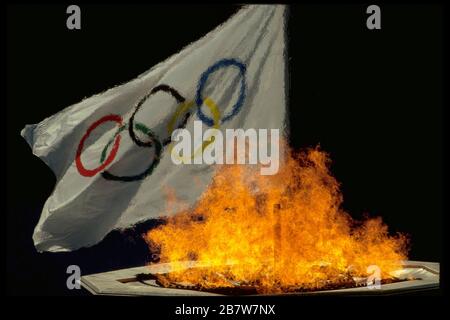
<box><xmin>144</xmin><ymin>147</ymin><xmax>409</xmax><ymax>293</ymax></box>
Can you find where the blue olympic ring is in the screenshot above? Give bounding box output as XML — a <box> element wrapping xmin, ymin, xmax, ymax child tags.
<box><xmin>196</xmin><ymin>58</ymin><xmax>246</xmax><ymax>127</ymax></box>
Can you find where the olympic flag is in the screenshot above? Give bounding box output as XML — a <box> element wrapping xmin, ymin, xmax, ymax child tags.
<box><xmin>21</xmin><ymin>5</ymin><xmax>287</xmax><ymax>252</ymax></box>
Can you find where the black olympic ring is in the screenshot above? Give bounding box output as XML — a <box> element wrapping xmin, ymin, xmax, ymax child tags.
<box><xmin>129</xmin><ymin>84</ymin><xmax>186</xmax><ymax>148</ymax></box>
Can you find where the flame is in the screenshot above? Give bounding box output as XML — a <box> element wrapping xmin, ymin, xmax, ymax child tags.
<box><xmin>144</xmin><ymin>147</ymin><xmax>409</xmax><ymax>293</ymax></box>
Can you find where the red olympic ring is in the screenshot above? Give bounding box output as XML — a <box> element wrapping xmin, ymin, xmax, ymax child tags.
<box><xmin>76</xmin><ymin>114</ymin><xmax>123</xmax><ymax>177</ymax></box>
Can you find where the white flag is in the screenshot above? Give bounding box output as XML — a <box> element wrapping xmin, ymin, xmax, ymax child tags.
<box><xmin>21</xmin><ymin>4</ymin><xmax>287</xmax><ymax>252</ymax></box>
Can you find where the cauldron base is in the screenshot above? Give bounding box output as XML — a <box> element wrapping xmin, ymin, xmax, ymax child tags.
<box><xmin>81</xmin><ymin>260</ymin><xmax>439</xmax><ymax>296</ymax></box>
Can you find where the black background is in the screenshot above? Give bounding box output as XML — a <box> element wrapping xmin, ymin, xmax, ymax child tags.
<box><xmin>6</xmin><ymin>4</ymin><xmax>443</xmax><ymax>296</ymax></box>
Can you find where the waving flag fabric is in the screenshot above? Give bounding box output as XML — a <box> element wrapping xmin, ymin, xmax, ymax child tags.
<box><xmin>21</xmin><ymin>4</ymin><xmax>287</xmax><ymax>252</ymax></box>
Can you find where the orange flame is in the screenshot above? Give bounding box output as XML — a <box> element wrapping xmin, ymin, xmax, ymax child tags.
<box><xmin>144</xmin><ymin>147</ymin><xmax>409</xmax><ymax>292</ymax></box>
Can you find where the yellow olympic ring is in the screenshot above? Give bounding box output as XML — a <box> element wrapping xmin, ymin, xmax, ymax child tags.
<box><xmin>168</xmin><ymin>97</ymin><xmax>220</xmax><ymax>164</ymax></box>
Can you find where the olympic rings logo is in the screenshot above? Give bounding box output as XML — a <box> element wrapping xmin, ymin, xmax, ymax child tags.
<box><xmin>75</xmin><ymin>58</ymin><xmax>247</xmax><ymax>182</ymax></box>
